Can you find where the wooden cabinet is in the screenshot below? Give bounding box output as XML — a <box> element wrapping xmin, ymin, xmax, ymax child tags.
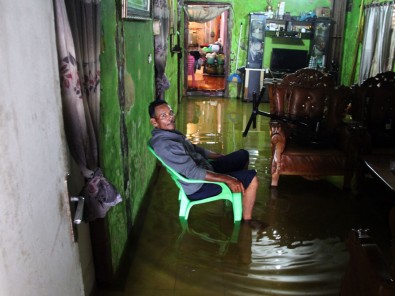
<box><xmin>311</xmin><ymin>18</ymin><xmax>332</xmax><ymax>70</ymax></box>
<box><xmin>245</xmin><ymin>13</ymin><xmax>267</xmax><ymax>100</ymax></box>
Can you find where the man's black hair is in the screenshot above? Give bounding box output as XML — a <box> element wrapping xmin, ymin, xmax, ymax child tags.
<box><xmin>148</xmin><ymin>99</ymin><xmax>168</xmax><ymax>118</ymax></box>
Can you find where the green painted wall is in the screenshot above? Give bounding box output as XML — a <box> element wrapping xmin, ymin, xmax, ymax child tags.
<box><xmin>341</xmin><ymin>0</ymin><xmax>362</xmax><ymax>85</ymax></box>
<box><xmin>164</xmin><ymin>51</ymin><xmax>180</xmax><ymax>109</ymax></box>
<box><xmin>100</xmin><ymin>0</ymin><xmax>157</xmax><ymax>272</ymax></box>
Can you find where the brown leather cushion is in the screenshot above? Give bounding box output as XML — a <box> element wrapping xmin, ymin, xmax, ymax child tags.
<box><xmin>285</xmin><ymin>86</ymin><xmax>328</xmax><ymax>121</ymax></box>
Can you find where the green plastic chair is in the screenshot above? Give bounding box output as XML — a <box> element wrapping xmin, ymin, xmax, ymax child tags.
<box><xmin>147</xmin><ymin>143</ymin><xmax>243</xmax><ymax>222</ymax></box>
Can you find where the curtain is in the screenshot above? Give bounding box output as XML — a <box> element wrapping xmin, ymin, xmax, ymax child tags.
<box><xmin>370</xmin><ymin>4</ymin><xmax>392</xmax><ymax>76</ymax></box>
<box><xmin>185</xmin><ymin>4</ymin><xmax>230</xmax><ymax>23</ymax></box>
<box><xmin>154</xmin><ymin>0</ymin><xmax>170</xmax><ymax>100</ymax></box>
<box><xmin>359</xmin><ymin>3</ymin><xmax>394</xmax><ymax>84</ymax></box>
<box><xmin>53</xmin><ymin>0</ymin><xmax>122</xmax><ymax>221</ymax></box>
<box><xmin>390</xmin><ymin>24</ymin><xmax>395</xmax><ymax>71</ymax></box>
<box><xmin>359</xmin><ymin>6</ymin><xmax>378</xmax><ymax>84</ymax></box>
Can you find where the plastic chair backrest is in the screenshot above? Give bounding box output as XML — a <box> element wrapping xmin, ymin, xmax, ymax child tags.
<box><xmin>148</xmin><ymin>143</ymin><xmax>203</xmax><ymax>185</ymax></box>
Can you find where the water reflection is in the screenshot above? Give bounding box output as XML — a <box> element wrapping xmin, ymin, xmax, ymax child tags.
<box><xmin>175</xmin><ymin>209</ymin><xmax>347</xmax><ymax>295</ymax></box>
<box><xmin>185</xmin><ymin>100</ymin><xmax>223</xmax><ymax>147</ymax></box>
<box><xmin>174</xmin><ymin>98</ymin><xmax>351</xmax><ymax>295</ymax></box>
<box><xmin>177</xmin><ymin>218</ymin><xmax>241</xmax><ymax>257</ymax></box>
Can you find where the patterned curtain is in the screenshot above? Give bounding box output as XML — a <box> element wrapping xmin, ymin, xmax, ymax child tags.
<box><xmin>53</xmin><ymin>0</ymin><xmax>122</xmax><ymax>221</ymax></box>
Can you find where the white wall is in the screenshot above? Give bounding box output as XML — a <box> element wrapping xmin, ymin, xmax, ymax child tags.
<box><xmin>0</xmin><ymin>1</ymin><xmax>87</xmax><ymax>295</ymax></box>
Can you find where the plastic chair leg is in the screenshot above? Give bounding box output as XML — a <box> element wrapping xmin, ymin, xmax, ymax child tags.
<box><xmin>179</xmin><ymin>194</ymin><xmax>191</xmax><ymax>220</ymax></box>
<box><xmin>232</xmin><ymin>193</ymin><xmax>243</xmax><ymax>222</ymax></box>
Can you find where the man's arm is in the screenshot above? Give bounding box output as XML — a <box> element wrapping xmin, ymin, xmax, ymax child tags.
<box><xmin>193</xmin><ymin>144</ymin><xmax>223</xmax><ymax>160</ymax></box>
<box><xmin>206</xmin><ymin>151</ymin><xmax>224</xmax><ymax>159</ymax></box>
<box><xmin>205</xmin><ymin>171</ymin><xmax>245</xmax><ymax>194</ymax></box>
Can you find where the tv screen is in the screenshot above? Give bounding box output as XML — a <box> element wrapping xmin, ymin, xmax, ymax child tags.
<box><xmin>270</xmin><ymin>48</ymin><xmax>309</xmax><ymax>73</ymax></box>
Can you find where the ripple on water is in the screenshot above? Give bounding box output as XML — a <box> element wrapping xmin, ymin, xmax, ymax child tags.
<box><xmin>175</xmin><ymin>220</ymin><xmax>348</xmax><ymax>296</ymax></box>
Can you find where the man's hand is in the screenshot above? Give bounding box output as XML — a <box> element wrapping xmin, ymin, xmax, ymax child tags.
<box><xmin>205</xmin><ymin>171</ymin><xmax>245</xmax><ymax>194</ymax></box>
<box><xmin>224</xmin><ymin>176</ymin><xmax>245</xmax><ymax>193</ymax></box>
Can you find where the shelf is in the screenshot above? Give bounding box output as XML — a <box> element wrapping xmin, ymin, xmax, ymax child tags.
<box><xmin>265</xmin><ymin>30</ymin><xmax>312</xmax><ymax>39</ymax></box>
<box><xmin>265</xmin><ymin>19</ymin><xmax>313</xmax><ymax>39</ymax></box>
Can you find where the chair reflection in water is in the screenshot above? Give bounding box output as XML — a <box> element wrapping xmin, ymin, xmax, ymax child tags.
<box><xmin>178</xmin><ymin>218</ymin><xmax>241</xmax><ymax>256</ymax></box>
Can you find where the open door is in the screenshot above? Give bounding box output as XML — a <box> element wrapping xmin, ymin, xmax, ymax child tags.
<box><xmin>184</xmin><ymin>4</ymin><xmax>231</xmax><ymax>97</ymax></box>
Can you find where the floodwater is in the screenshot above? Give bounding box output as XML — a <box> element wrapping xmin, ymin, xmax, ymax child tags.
<box><xmin>96</xmin><ymin>98</ymin><xmax>394</xmax><ymax>296</ymax></box>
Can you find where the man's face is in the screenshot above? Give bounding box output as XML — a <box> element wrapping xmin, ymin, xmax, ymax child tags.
<box><xmin>150</xmin><ymin>104</ymin><xmax>176</xmax><ymax>131</ymax></box>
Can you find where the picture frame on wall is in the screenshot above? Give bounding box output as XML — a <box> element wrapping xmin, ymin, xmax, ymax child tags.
<box><xmin>122</xmin><ymin>0</ymin><xmax>152</xmax><ymax>21</ymax></box>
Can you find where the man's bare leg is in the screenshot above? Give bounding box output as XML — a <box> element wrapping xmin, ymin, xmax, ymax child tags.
<box><xmin>242</xmin><ymin>176</ymin><xmax>258</xmax><ymax>220</ymax></box>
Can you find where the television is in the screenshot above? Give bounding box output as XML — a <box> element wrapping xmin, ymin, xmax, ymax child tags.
<box><xmin>270</xmin><ymin>48</ymin><xmax>309</xmax><ymax>73</ymax></box>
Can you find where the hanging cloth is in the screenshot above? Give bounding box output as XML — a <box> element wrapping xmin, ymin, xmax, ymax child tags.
<box><xmin>184</xmin><ymin>4</ymin><xmax>230</xmax><ymax>23</ymax></box>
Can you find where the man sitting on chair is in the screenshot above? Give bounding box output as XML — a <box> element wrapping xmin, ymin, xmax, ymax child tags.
<box><xmin>148</xmin><ymin>99</ymin><xmax>259</xmax><ymax>221</ymax></box>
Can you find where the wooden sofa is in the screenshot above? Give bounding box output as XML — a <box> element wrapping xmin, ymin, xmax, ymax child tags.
<box><xmin>268</xmin><ymin>68</ymin><xmax>359</xmax><ymax>190</ymax></box>
<box><xmin>349</xmin><ymin>72</ymin><xmax>395</xmax><ymax>185</ymax></box>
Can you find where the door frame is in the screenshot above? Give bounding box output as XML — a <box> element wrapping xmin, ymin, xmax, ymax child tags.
<box><xmin>183</xmin><ymin>2</ymin><xmax>232</xmax><ymax>97</ymax></box>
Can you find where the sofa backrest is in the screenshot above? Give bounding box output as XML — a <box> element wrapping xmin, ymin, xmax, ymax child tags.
<box><xmin>285</xmin><ymin>86</ymin><xmax>328</xmax><ymax>122</ymax></box>
<box><xmin>281</xmin><ymin>68</ymin><xmax>335</xmax><ymax>88</ymax></box>
<box><xmin>269</xmin><ymin>69</ymin><xmax>348</xmax><ymax>132</ymax></box>
<box><xmin>352</xmin><ymin>71</ymin><xmax>395</xmax><ymax>147</ymax></box>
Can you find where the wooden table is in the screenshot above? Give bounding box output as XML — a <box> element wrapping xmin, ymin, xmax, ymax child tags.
<box><xmin>364</xmin><ymin>155</ymin><xmax>395</xmax><ymax>192</ymax></box>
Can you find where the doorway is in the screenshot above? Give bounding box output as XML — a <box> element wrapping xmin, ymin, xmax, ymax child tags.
<box><xmin>184</xmin><ymin>4</ymin><xmax>231</xmax><ymax>97</ymax></box>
